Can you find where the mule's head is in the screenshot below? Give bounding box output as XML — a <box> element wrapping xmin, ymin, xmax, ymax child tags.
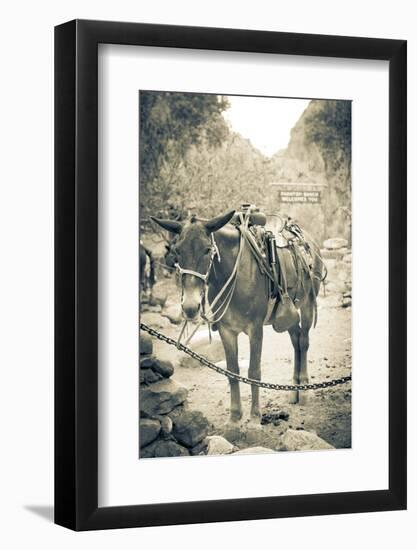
<box><xmin>151</xmin><ymin>210</ymin><xmax>235</xmax><ymax>321</ymax></box>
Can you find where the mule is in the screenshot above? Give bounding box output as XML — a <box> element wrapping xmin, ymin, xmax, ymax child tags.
<box><xmin>151</xmin><ymin>211</ymin><xmax>324</xmax><ymax>422</ymax></box>
<box><xmin>139</xmin><ymin>242</ymin><xmax>156</xmax><ymax>298</ymax></box>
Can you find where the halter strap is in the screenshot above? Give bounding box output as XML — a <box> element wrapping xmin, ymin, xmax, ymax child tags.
<box><xmin>174</xmin><ymin>233</ymin><xmax>219</xmax><ymax>283</ymax></box>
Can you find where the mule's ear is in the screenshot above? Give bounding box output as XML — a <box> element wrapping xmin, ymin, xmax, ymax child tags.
<box><xmin>150</xmin><ymin>217</ymin><xmax>182</xmax><ymax>235</ymax></box>
<box><xmin>205</xmin><ymin>210</ymin><xmax>235</xmax><ymax>233</ymax></box>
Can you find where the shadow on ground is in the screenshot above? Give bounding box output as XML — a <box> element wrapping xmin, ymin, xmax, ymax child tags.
<box><xmin>24</xmin><ymin>505</ymin><xmax>54</xmax><ymax>523</ymax></box>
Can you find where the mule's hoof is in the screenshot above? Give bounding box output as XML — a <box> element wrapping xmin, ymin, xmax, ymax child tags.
<box><xmin>288</xmin><ymin>390</ymin><xmax>299</xmax><ymax>405</ymax></box>
<box><xmin>230</xmin><ymin>410</ymin><xmax>243</xmax><ymax>423</ymax></box>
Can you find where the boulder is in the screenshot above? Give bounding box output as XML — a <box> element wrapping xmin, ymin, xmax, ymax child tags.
<box><xmin>206</xmin><ymin>435</ymin><xmax>234</xmax><ymax>455</ymax></box>
<box><xmin>342</xmin><ymin>293</ymin><xmax>352</xmax><ymax>308</ymax></box>
<box><xmin>167</xmin><ymin>404</ymin><xmax>187</xmax><ymax>422</ymax></box>
<box><xmin>278</xmin><ymin>429</ymin><xmax>334</xmax><ymax>451</ymax></box>
<box><xmin>151</xmin><ymin>358</ymin><xmax>174</xmax><ymax>378</ymax></box>
<box><xmin>140</xmin><ymin>439</ymin><xmax>189</xmax><ymax>458</ymax></box>
<box><xmin>140</xmin><ymin>368</ymin><xmax>162</xmax><ymax>385</ymax></box>
<box><xmin>323</xmin><ymin>238</ymin><xmax>348</xmax><ymax>250</ymax></box>
<box><xmin>139</xmin><ymin>418</ymin><xmax>161</xmax><ymax>448</ymax></box>
<box><xmin>153</xmin><ymin>440</ymin><xmax>190</xmax><ymax>458</ymax></box>
<box><xmin>159</xmin><ymin>416</ymin><xmax>173</xmax><ymax>437</ymax></box>
<box><xmin>320</xmin><ymin>248</ymin><xmax>348</xmax><ymax>261</ymax></box>
<box><xmin>141</xmin><ymin>312</ymin><xmax>172</xmax><ymax>330</ymax></box>
<box><xmin>180</xmin><ymin>337</ymin><xmax>225</xmax><ymax>368</ymax></box>
<box><xmin>140</xmin><ymin>356</ymin><xmax>156</xmax><ymax>369</ymax></box>
<box><xmin>140</xmin><ymin>331</ymin><xmax>153</xmax><ymax>355</ymax></box>
<box><xmin>161</xmin><ymin>303</ymin><xmax>183</xmax><ymax>325</ymax></box>
<box><xmin>190</xmin><ymin>438</ymin><xmax>209</xmax><ymax>456</ymax></box>
<box><xmin>140</xmin><ymin>379</ymin><xmax>188</xmax><ymax>416</ymax></box>
<box><xmin>233</xmin><ymin>447</ymin><xmax>274</xmax><ymax>455</ymax></box>
<box><xmin>172</xmin><ymin>410</ymin><xmax>210</xmax><ymax>447</ymax></box>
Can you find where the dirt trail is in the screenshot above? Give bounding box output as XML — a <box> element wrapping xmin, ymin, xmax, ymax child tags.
<box><xmin>150</xmin><ymin>291</ymin><xmax>352</xmax><ymax>450</ymax></box>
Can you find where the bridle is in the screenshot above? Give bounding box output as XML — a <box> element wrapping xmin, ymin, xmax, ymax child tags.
<box><xmin>174</xmin><ymin>233</ymin><xmax>220</xmax><ymax>284</ymax></box>
<box><xmin>174</xmin><ymin>217</ymin><xmax>247</xmax><ymax>345</ymax></box>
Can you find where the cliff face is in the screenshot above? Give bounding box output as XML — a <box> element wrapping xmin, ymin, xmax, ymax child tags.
<box><xmin>270</xmin><ymin>100</ymin><xmax>351</xmax><ymax>242</ymax></box>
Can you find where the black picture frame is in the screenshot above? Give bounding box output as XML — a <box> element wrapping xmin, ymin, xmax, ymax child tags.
<box><xmin>55</xmin><ymin>19</ymin><xmax>407</xmax><ymax>531</ymax></box>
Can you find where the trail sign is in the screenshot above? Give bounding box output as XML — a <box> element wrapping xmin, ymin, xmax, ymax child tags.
<box><xmin>279</xmin><ymin>190</ymin><xmax>321</xmax><ymax>204</ymax></box>
<box><xmin>270</xmin><ymin>182</ymin><xmax>325</xmax><ymax>205</ymax></box>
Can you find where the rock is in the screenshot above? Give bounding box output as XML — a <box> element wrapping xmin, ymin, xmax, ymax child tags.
<box><xmin>343</xmin><ymin>253</ymin><xmax>352</xmax><ymax>263</ymax></box>
<box><xmin>140</xmin><ymin>356</ymin><xmax>156</xmax><ymax>369</ymax></box>
<box><xmin>342</xmin><ymin>297</ymin><xmax>352</xmax><ymax>308</ymax></box>
<box><xmin>159</xmin><ymin>416</ymin><xmax>173</xmax><ymax>437</ymax></box>
<box><xmin>140</xmin><ymin>368</ymin><xmax>162</xmax><ymax>385</ymax></box>
<box><xmin>323</xmin><ymin>238</ymin><xmax>348</xmax><ymax>250</ymax></box>
<box><xmin>141</xmin><ymin>312</ymin><xmax>172</xmax><ymax>330</ymax></box>
<box><xmin>206</xmin><ymin>435</ymin><xmax>234</xmax><ymax>455</ymax></box>
<box><xmin>140</xmin><ymin>331</ymin><xmax>153</xmax><ymax>355</ymax></box>
<box><xmin>151</xmin><ymin>282</ymin><xmax>168</xmax><ymax>306</ymax></box>
<box><xmin>140</xmin><ymin>439</ymin><xmax>189</xmax><ymax>458</ymax></box>
<box><xmin>161</xmin><ymin>303</ymin><xmax>183</xmax><ymax>325</ymax></box>
<box><xmin>140</xmin><ymin>379</ymin><xmax>188</xmax><ymax>416</ymax></box>
<box><xmin>190</xmin><ymin>438</ymin><xmax>209</xmax><ymax>456</ymax></box>
<box><xmin>320</xmin><ymin>248</ymin><xmax>348</xmax><ymax>261</ymax></box>
<box><xmin>154</xmin><ymin>441</ymin><xmax>190</xmax><ymax>457</ymax></box>
<box><xmin>245</xmin><ymin>425</ymin><xmax>266</xmax><ymax>446</ymax></box>
<box><xmin>233</xmin><ymin>447</ymin><xmax>274</xmax><ymax>455</ymax></box>
<box><xmin>154</xmin><ymin>440</ymin><xmax>190</xmax><ymax>457</ymax></box>
<box><xmin>172</xmin><ymin>410</ymin><xmax>209</xmax><ymax>447</ymax></box>
<box><xmin>140</xmin><ymin>442</ymin><xmax>157</xmax><ymax>458</ymax></box>
<box><xmin>278</xmin><ymin>429</ymin><xmax>334</xmax><ymax>451</ymax></box>
<box><xmin>180</xmin><ymin>337</ymin><xmax>225</xmax><ymax>368</ymax></box>
<box><xmin>139</xmin><ymin>418</ymin><xmax>161</xmax><ymax>448</ymax></box>
<box><xmin>167</xmin><ymin>404</ymin><xmax>187</xmax><ymax>422</ymax></box>
<box><xmin>151</xmin><ymin>358</ymin><xmax>174</xmax><ymax>378</ymax></box>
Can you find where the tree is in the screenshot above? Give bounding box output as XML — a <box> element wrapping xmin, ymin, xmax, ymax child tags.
<box><xmin>139</xmin><ymin>91</ymin><xmax>229</xmax><ymax>188</ymax></box>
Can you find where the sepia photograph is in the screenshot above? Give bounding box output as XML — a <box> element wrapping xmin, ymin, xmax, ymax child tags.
<box><xmin>138</xmin><ymin>91</ymin><xmax>352</xmax><ymax>459</ymax></box>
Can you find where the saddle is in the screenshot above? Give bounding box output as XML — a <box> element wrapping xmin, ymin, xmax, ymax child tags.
<box><xmin>232</xmin><ymin>206</ymin><xmax>320</xmax><ymax>332</ymax></box>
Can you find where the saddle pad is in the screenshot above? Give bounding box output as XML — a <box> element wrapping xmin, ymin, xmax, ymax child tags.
<box><xmin>276</xmin><ymin>247</ymin><xmax>298</xmax><ymax>289</ymax></box>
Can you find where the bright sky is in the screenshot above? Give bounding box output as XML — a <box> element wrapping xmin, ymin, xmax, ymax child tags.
<box><xmin>223</xmin><ymin>96</ymin><xmax>311</xmax><ymax>157</ymax></box>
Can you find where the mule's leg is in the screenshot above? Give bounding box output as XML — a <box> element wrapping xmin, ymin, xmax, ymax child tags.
<box><xmin>288</xmin><ymin>324</ymin><xmax>301</xmax><ymax>404</ymax></box>
<box><xmin>299</xmin><ymin>303</ymin><xmax>313</xmax><ymax>385</ymax></box>
<box><xmin>248</xmin><ymin>324</ymin><xmax>263</xmax><ymax>421</ymax></box>
<box><xmin>219</xmin><ymin>326</ymin><xmax>242</xmax><ymax>422</ymax></box>
<box><xmin>299</xmin><ymin>328</ymin><xmax>310</xmax><ymax>384</ymax></box>
<box><xmin>288</xmin><ymin>304</ymin><xmax>313</xmax><ymax>404</ymax></box>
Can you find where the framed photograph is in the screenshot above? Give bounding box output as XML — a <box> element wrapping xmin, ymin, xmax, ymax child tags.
<box><xmin>55</xmin><ymin>20</ymin><xmax>406</xmax><ymax>530</ymax></box>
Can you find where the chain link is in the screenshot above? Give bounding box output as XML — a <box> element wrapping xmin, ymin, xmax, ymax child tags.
<box><xmin>140</xmin><ymin>323</ymin><xmax>352</xmax><ymax>392</ymax></box>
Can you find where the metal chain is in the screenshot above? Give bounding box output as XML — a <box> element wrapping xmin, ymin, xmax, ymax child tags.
<box><xmin>140</xmin><ymin>323</ymin><xmax>352</xmax><ymax>392</ymax></box>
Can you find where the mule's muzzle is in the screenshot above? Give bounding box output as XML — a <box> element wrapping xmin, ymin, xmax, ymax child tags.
<box><xmin>181</xmin><ymin>303</ymin><xmax>201</xmax><ymax>321</ymax></box>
